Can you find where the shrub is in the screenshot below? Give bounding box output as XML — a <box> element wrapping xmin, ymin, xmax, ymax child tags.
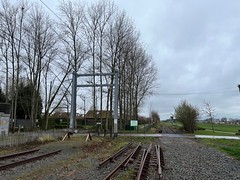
<box><xmin>236</xmin><ymin>130</ymin><xmax>240</xmax><ymax>135</ymax></box>
<box><xmin>175</xmin><ymin>100</ymin><xmax>199</xmax><ymax>133</ymax></box>
<box><xmin>197</xmin><ymin>127</ymin><xmax>206</xmax><ymax>130</ymax></box>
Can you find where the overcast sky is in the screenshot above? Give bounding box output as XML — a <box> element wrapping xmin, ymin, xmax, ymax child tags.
<box><xmin>39</xmin><ymin>0</ymin><xmax>240</xmax><ymax>120</ymax></box>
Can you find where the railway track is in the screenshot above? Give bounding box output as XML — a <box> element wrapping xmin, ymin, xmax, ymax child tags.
<box><xmin>102</xmin><ymin>142</ymin><xmax>165</xmax><ymax>180</ymax></box>
<box><xmin>136</xmin><ymin>143</ymin><xmax>152</xmax><ymax>180</ymax></box>
<box><xmin>0</xmin><ymin>149</ymin><xmax>61</xmax><ymax>171</ymax></box>
<box><xmin>99</xmin><ymin>142</ymin><xmax>132</xmax><ymax>168</ymax></box>
<box><xmin>162</xmin><ymin>125</ymin><xmax>177</xmax><ymax>134</ymax></box>
<box><xmin>103</xmin><ymin>143</ymin><xmax>142</xmax><ymax>180</ymax></box>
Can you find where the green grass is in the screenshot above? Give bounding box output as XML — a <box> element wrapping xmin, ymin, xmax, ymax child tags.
<box><xmin>161</xmin><ymin>121</ymin><xmax>182</xmax><ymax>128</ymax></box>
<box><xmin>200</xmin><ymin>139</ymin><xmax>240</xmax><ymax>160</ymax></box>
<box><xmin>195</xmin><ymin>130</ymin><xmax>235</xmax><ymax>136</ymax></box>
<box><xmin>161</xmin><ymin>121</ymin><xmax>240</xmax><ymax>136</ymax></box>
<box><xmin>197</xmin><ymin>123</ymin><xmax>240</xmax><ymax>133</ymax></box>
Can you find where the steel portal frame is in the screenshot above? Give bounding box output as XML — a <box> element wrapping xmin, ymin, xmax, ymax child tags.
<box><xmin>69</xmin><ymin>70</ymin><xmax>119</xmax><ymax>137</ymax></box>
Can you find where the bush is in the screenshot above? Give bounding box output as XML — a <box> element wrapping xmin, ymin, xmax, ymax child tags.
<box><xmin>236</xmin><ymin>130</ymin><xmax>240</xmax><ymax>135</ymax></box>
<box><xmin>197</xmin><ymin>127</ymin><xmax>206</xmax><ymax>130</ymax></box>
<box><xmin>175</xmin><ymin>100</ymin><xmax>199</xmax><ymax>133</ymax></box>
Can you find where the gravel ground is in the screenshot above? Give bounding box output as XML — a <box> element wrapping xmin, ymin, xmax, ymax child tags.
<box><xmin>0</xmin><ymin>135</ymin><xmax>239</xmax><ymax>180</ymax></box>
<box><xmin>160</xmin><ymin>137</ymin><xmax>240</xmax><ymax>180</ymax></box>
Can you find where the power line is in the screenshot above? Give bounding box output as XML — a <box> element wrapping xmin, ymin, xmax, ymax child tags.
<box><xmin>157</xmin><ymin>90</ymin><xmax>237</xmax><ymax>96</ymax></box>
<box><xmin>39</xmin><ymin>0</ymin><xmax>65</xmax><ymax>24</ymax></box>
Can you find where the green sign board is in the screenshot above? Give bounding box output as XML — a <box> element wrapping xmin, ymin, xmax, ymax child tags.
<box><xmin>130</xmin><ymin>120</ymin><xmax>138</xmax><ymax>127</ymax></box>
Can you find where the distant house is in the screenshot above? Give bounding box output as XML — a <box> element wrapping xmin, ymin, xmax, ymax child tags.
<box><xmin>48</xmin><ymin>110</ymin><xmax>113</xmax><ymax>128</ymax></box>
<box><xmin>81</xmin><ymin>110</ymin><xmax>112</xmax><ymax>125</ymax></box>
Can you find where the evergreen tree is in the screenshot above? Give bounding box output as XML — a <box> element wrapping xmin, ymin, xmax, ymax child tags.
<box><xmin>0</xmin><ymin>88</ymin><xmax>6</xmax><ymax>103</ymax></box>
<box><xmin>17</xmin><ymin>82</ymin><xmax>42</xmax><ymax>119</ymax></box>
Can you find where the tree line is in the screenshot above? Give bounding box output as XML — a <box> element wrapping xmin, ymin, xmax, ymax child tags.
<box><xmin>0</xmin><ymin>0</ymin><xmax>158</xmax><ymax>132</ymax></box>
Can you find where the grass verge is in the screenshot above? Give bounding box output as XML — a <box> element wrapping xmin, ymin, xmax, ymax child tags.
<box><xmin>200</xmin><ymin>139</ymin><xmax>240</xmax><ymax>160</ymax></box>
<box><xmin>194</xmin><ymin>130</ymin><xmax>236</xmax><ymax>136</ymax></box>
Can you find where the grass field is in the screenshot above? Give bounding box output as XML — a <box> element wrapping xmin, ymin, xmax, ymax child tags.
<box><xmin>161</xmin><ymin>121</ymin><xmax>240</xmax><ymax>136</ymax></box>
<box><xmin>194</xmin><ymin>130</ymin><xmax>236</xmax><ymax>136</ymax></box>
<box><xmin>197</xmin><ymin>123</ymin><xmax>240</xmax><ymax>133</ymax></box>
<box><xmin>200</xmin><ymin>138</ymin><xmax>240</xmax><ymax>160</ymax></box>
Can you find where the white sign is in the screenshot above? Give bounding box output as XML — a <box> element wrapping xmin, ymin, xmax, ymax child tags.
<box><xmin>0</xmin><ymin>113</ymin><xmax>10</xmax><ymax>135</ymax></box>
<box><xmin>130</xmin><ymin>120</ymin><xmax>138</xmax><ymax>127</ymax></box>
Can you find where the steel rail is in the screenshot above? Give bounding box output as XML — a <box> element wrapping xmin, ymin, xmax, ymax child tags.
<box><xmin>103</xmin><ymin>143</ymin><xmax>142</xmax><ymax>180</ymax></box>
<box><xmin>136</xmin><ymin>149</ymin><xmax>146</xmax><ymax>180</ymax></box>
<box><xmin>99</xmin><ymin>142</ymin><xmax>132</xmax><ymax>168</ymax></box>
<box><xmin>155</xmin><ymin>145</ymin><xmax>163</xmax><ymax>178</ymax></box>
<box><xmin>0</xmin><ymin>150</ymin><xmax>61</xmax><ymax>171</ymax></box>
<box><xmin>123</xmin><ymin>142</ymin><xmax>141</xmax><ymax>168</ymax></box>
<box><xmin>160</xmin><ymin>146</ymin><xmax>165</xmax><ymax>167</ymax></box>
<box><xmin>136</xmin><ymin>143</ymin><xmax>152</xmax><ymax>180</ymax></box>
<box><xmin>0</xmin><ymin>149</ymin><xmax>40</xmax><ymax>161</ymax></box>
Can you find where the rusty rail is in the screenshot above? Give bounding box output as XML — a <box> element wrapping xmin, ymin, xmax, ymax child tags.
<box><xmin>123</xmin><ymin>142</ymin><xmax>141</xmax><ymax>168</ymax></box>
<box><xmin>155</xmin><ymin>145</ymin><xmax>163</xmax><ymax>178</ymax></box>
<box><xmin>0</xmin><ymin>149</ymin><xmax>40</xmax><ymax>161</ymax></box>
<box><xmin>136</xmin><ymin>143</ymin><xmax>152</xmax><ymax>180</ymax></box>
<box><xmin>99</xmin><ymin>142</ymin><xmax>132</xmax><ymax>168</ymax></box>
<box><xmin>160</xmin><ymin>146</ymin><xmax>165</xmax><ymax>168</ymax></box>
<box><xmin>0</xmin><ymin>150</ymin><xmax>61</xmax><ymax>171</ymax></box>
<box><xmin>103</xmin><ymin>143</ymin><xmax>142</xmax><ymax>180</ymax></box>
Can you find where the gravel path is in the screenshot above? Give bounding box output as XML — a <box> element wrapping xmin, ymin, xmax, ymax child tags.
<box><xmin>160</xmin><ymin>137</ymin><xmax>240</xmax><ymax>180</ymax></box>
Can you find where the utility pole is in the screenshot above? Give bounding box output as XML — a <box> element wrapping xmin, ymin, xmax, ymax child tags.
<box><xmin>70</xmin><ymin>72</ymin><xmax>77</xmax><ymax>129</ymax></box>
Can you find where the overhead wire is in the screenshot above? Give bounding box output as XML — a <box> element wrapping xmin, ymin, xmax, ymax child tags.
<box><xmin>157</xmin><ymin>89</ymin><xmax>237</xmax><ymax>96</ymax></box>
<box><xmin>39</xmin><ymin>0</ymin><xmax>65</xmax><ymax>24</ymax></box>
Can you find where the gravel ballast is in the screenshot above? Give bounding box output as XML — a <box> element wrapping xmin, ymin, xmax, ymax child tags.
<box><xmin>0</xmin><ymin>135</ymin><xmax>239</xmax><ymax>180</ymax></box>
<box><xmin>160</xmin><ymin>137</ymin><xmax>240</xmax><ymax>180</ymax></box>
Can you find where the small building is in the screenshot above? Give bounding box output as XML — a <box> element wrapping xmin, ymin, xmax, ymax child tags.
<box><xmin>81</xmin><ymin>110</ymin><xmax>112</xmax><ymax>126</ymax></box>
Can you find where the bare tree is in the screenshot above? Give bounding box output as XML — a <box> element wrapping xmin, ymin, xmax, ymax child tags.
<box><xmin>0</xmin><ymin>30</ymin><xmax>10</xmax><ymax>102</ymax></box>
<box><xmin>0</xmin><ymin>0</ymin><xmax>27</xmax><ymax>129</ymax></box>
<box><xmin>151</xmin><ymin>110</ymin><xmax>160</xmax><ymax>127</ymax></box>
<box><xmin>58</xmin><ymin>0</ymin><xmax>86</xmax><ymax>128</ymax></box>
<box><xmin>0</xmin><ymin>0</ymin><xmax>159</xmax><ymax>133</ymax></box>
<box><xmin>133</xmin><ymin>51</ymin><xmax>158</xmax><ymax>118</ymax></box>
<box><xmin>103</xmin><ymin>8</ymin><xmax>158</xmax><ymax>132</ymax></box>
<box><xmin>82</xmin><ymin>2</ymin><xmax>101</xmax><ymax>125</ymax></box>
<box><xmin>95</xmin><ymin>0</ymin><xmax>115</xmax><ymax>130</ymax></box>
<box><xmin>202</xmin><ymin>101</ymin><xmax>215</xmax><ymax>133</ymax></box>
<box><xmin>103</xmin><ymin>10</ymin><xmax>135</xmax><ymax>132</ymax></box>
<box><xmin>22</xmin><ymin>3</ymin><xmax>57</xmax><ymax>129</ymax></box>
<box><xmin>122</xmin><ymin>39</ymin><xmax>158</xmax><ymax>121</ymax></box>
<box><xmin>58</xmin><ymin>0</ymin><xmax>85</xmax><ymax>72</ymax></box>
<box><xmin>41</xmin><ymin>48</ymin><xmax>73</xmax><ymax>130</ymax></box>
